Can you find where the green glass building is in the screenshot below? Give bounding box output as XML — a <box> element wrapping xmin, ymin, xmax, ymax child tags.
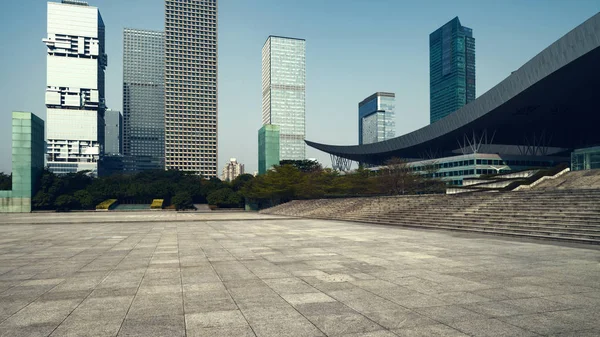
<box><xmin>0</xmin><ymin>112</ymin><xmax>45</xmax><ymax>213</ymax></box>
<box><xmin>258</xmin><ymin>125</ymin><xmax>280</xmax><ymax>175</ymax></box>
<box><xmin>430</xmin><ymin>17</ymin><xmax>475</xmax><ymax>124</ymax></box>
<box><xmin>571</xmin><ymin>147</ymin><xmax>600</xmax><ymax>171</ymax></box>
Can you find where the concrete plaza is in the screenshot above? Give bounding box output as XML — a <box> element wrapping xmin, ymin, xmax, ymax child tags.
<box><xmin>0</xmin><ymin>212</ymin><xmax>599</xmax><ymax>337</ymax></box>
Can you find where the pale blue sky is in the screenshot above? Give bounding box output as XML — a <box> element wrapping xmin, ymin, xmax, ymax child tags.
<box><xmin>0</xmin><ymin>0</ymin><xmax>598</xmax><ymax>174</ymax></box>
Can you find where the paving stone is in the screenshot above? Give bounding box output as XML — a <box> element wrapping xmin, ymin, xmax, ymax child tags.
<box><xmin>449</xmin><ymin>318</ymin><xmax>540</xmax><ymax>336</ymax></box>
<box><xmin>250</xmin><ymin>317</ymin><xmax>324</xmax><ymax>337</ymax></box>
<box><xmin>185</xmin><ymin>310</ymin><xmax>247</xmax><ymax>329</ymax></box>
<box><xmin>118</xmin><ymin>315</ymin><xmax>185</xmax><ymax>337</ymax></box>
<box><xmin>500</xmin><ymin>297</ymin><xmax>576</xmax><ymax>314</ymax></box>
<box><xmin>304</xmin><ymin>312</ymin><xmax>382</xmax><ymax>336</ymax></box>
<box><xmin>414</xmin><ymin>305</ymin><xmax>489</xmax><ymax>324</ymax></box>
<box><xmin>461</xmin><ymin>300</ymin><xmax>527</xmax><ymax>317</ymax></box>
<box><xmin>392</xmin><ymin>323</ymin><xmax>470</xmax><ymax>336</ymax></box>
<box><xmin>187</xmin><ymin>326</ymin><xmax>256</xmax><ymax>337</ymax></box>
<box><xmin>340</xmin><ymin>330</ymin><xmax>397</xmax><ymax>337</ymax></box>
<box><xmin>280</xmin><ymin>292</ymin><xmax>337</xmax><ymax>305</ymax></box>
<box><xmin>362</xmin><ymin>309</ymin><xmax>438</xmax><ymax>329</ymax></box>
<box><xmin>0</xmin><ymin>212</ymin><xmax>599</xmax><ymax>336</ymax></box>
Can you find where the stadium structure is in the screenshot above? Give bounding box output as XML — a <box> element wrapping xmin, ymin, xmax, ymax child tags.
<box><xmin>307</xmin><ymin>13</ymin><xmax>600</xmax><ymax>185</ymax></box>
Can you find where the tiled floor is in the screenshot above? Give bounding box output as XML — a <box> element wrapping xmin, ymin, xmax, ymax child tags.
<box><xmin>0</xmin><ymin>212</ymin><xmax>598</xmax><ymax>336</ymax></box>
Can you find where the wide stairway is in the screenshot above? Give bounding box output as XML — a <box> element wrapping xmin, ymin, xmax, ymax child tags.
<box><xmin>261</xmin><ymin>189</ymin><xmax>600</xmax><ymax>245</ymax></box>
<box><xmin>533</xmin><ymin>169</ymin><xmax>600</xmax><ymax>190</ymax></box>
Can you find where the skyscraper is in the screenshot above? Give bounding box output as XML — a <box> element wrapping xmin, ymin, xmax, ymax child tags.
<box><xmin>429</xmin><ymin>17</ymin><xmax>475</xmax><ymax>124</ymax></box>
<box><xmin>165</xmin><ymin>0</ymin><xmax>218</xmax><ymax>177</ymax></box>
<box><xmin>43</xmin><ymin>0</ymin><xmax>107</xmax><ymax>176</ymax></box>
<box><xmin>123</xmin><ymin>28</ymin><xmax>164</xmax><ymax>169</ymax></box>
<box><xmin>358</xmin><ymin>92</ymin><xmax>396</xmax><ymax>145</ymax></box>
<box><xmin>104</xmin><ymin>109</ymin><xmax>122</xmax><ymax>155</ymax></box>
<box><xmin>261</xmin><ymin>36</ymin><xmax>306</xmax><ymax>160</ymax></box>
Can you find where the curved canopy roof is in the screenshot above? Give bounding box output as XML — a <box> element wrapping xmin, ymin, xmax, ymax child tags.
<box><xmin>307</xmin><ymin>13</ymin><xmax>600</xmax><ymax>165</ymax></box>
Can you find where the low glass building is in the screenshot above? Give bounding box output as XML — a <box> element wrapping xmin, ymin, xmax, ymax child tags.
<box><xmin>0</xmin><ymin>112</ymin><xmax>45</xmax><ymax>213</ymax></box>
<box><xmin>369</xmin><ymin>153</ymin><xmax>567</xmax><ymax>186</ymax></box>
<box><xmin>571</xmin><ymin>147</ymin><xmax>600</xmax><ymax>171</ymax></box>
<box><xmin>258</xmin><ymin>125</ymin><xmax>280</xmax><ymax>175</ymax></box>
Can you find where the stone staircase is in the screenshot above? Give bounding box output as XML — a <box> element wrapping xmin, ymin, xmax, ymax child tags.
<box><xmin>533</xmin><ymin>169</ymin><xmax>600</xmax><ymax>190</ymax></box>
<box><xmin>261</xmin><ymin>189</ymin><xmax>600</xmax><ymax>245</ymax></box>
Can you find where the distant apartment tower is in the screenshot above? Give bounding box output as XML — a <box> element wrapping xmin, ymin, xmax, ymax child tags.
<box><xmin>430</xmin><ymin>17</ymin><xmax>475</xmax><ymax>124</ymax></box>
<box><xmin>123</xmin><ymin>28</ymin><xmax>164</xmax><ymax>169</ymax></box>
<box><xmin>258</xmin><ymin>125</ymin><xmax>280</xmax><ymax>175</ymax></box>
<box><xmin>261</xmin><ymin>36</ymin><xmax>306</xmax><ymax>160</ymax></box>
<box><xmin>43</xmin><ymin>0</ymin><xmax>107</xmax><ymax>176</ymax></box>
<box><xmin>165</xmin><ymin>0</ymin><xmax>218</xmax><ymax>176</ymax></box>
<box><xmin>104</xmin><ymin>109</ymin><xmax>122</xmax><ymax>155</ymax></box>
<box><xmin>221</xmin><ymin>158</ymin><xmax>244</xmax><ymax>182</ymax></box>
<box><xmin>358</xmin><ymin>92</ymin><xmax>396</xmax><ymax>145</ymax></box>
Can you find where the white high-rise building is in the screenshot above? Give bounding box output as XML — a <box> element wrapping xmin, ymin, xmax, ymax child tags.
<box><xmin>43</xmin><ymin>0</ymin><xmax>107</xmax><ymax>176</ymax></box>
<box><xmin>221</xmin><ymin>158</ymin><xmax>244</xmax><ymax>182</ymax></box>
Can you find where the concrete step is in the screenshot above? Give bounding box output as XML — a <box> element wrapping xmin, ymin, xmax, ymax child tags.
<box><xmin>382</xmin><ymin>211</ymin><xmax>600</xmax><ymax>222</ymax></box>
<box><xmin>365</xmin><ymin>215</ymin><xmax>600</xmax><ymax>232</ymax></box>
<box><xmin>309</xmin><ymin>215</ymin><xmax>600</xmax><ymax>245</ymax></box>
<box><xmin>335</xmin><ymin>216</ymin><xmax>600</xmax><ymax>241</ymax></box>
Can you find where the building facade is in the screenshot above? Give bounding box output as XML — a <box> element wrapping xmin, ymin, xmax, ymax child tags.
<box><xmin>571</xmin><ymin>147</ymin><xmax>600</xmax><ymax>171</ymax></box>
<box><xmin>258</xmin><ymin>125</ymin><xmax>280</xmax><ymax>174</ymax></box>
<box><xmin>358</xmin><ymin>92</ymin><xmax>396</xmax><ymax>145</ymax></box>
<box><xmin>221</xmin><ymin>158</ymin><xmax>244</xmax><ymax>182</ymax></box>
<box><xmin>368</xmin><ymin>153</ymin><xmax>567</xmax><ymax>186</ymax></box>
<box><xmin>104</xmin><ymin>109</ymin><xmax>122</xmax><ymax>155</ymax></box>
<box><xmin>430</xmin><ymin>17</ymin><xmax>475</xmax><ymax>124</ymax></box>
<box><xmin>262</xmin><ymin>36</ymin><xmax>306</xmax><ymax>160</ymax></box>
<box><xmin>43</xmin><ymin>0</ymin><xmax>107</xmax><ymax>176</ymax></box>
<box><xmin>123</xmin><ymin>28</ymin><xmax>164</xmax><ymax>170</ymax></box>
<box><xmin>0</xmin><ymin>112</ymin><xmax>45</xmax><ymax>213</ymax></box>
<box><xmin>165</xmin><ymin>0</ymin><xmax>218</xmax><ymax>176</ymax></box>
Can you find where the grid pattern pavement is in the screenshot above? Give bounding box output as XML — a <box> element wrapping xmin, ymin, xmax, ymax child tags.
<box><xmin>0</xmin><ymin>213</ymin><xmax>599</xmax><ymax>336</ymax></box>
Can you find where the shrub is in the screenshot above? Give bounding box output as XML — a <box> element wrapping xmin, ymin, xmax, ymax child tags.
<box><xmin>55</xmin><ymin>195</ymin><xmax>79</xmax><ymax>212</ymax></box>
<box><xmin>151</xmin><ymin>199</ymin><xmax>164</xmax><ymax>209</ymax></box>
<box><xmin>171</xmin><ymin>192</ymin><xmax>194</xmax><ymax>210</ymax></box>
<box><xmin>96</xmin><ymin>199</ymin><xmax>118</xmax><ymax>210</ymax></box>
<box><xmin>207</xmin><ymin>188</ymin><xmax>243</xmax><ymax>208</ymax></box>
<box><xmin>74</xmin><ymin>190</ymin><xmax>95</xmax><ymax>210</ymax></box>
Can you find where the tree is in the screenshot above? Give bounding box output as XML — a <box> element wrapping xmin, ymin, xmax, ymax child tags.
<box><xmin>230</xmin><ymin>174</ymin><xmax>254</xmax><ymax>192</ymax></box>
<box><xmin>171</xmin><ymin>191</ymin><xmax>194</xmax><ymax>210</ymax></box>
<box><xmin>379</xmin><ymin>157</ymin><xmax>420</xmax><ymax>195</ymax></box>
<box><xmin>32</xmin><ymin>191</ymin><xmax>54</xmax><ymax>210</ymax></box>
<box><xmin>55</xmin><ymin>194</ymin><xmax>79</xmax><ymax>212</ymax></box>
<box><xmin>74</xmin><ymin>190</ymin><xmax>95</xmax><ymax>210</ymax></box>
<box><xmin>207</xmin><ymin>188</ymin><xmax>243</xmax><ymax>208</ymax></box>
<box><xmin>0</xmin><ymin>173</ymin><xmax>11</xmax><ymax>190</ymax></box>
<box><xmin>279</xmin><ymin>160</ymin><xmax>322</xmax><ymax>173</ymax></box>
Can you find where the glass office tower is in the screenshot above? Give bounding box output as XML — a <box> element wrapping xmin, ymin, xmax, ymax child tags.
<box><xmin>165</xmin><ymin>0</ymin><xmax>218</xmax><ymax>177</ymax></box>
<box><xmin>430</xmin><ymin>17</ymin><xmax>475</xmax><ymax>124</ymax></box>
<box><xmin>262</xmin><ymin>36</ymin><xmax>306</xmax><ymax>160</ymax></box>
<box><xmin>123</xmin><ymin>28</ymin><xmax>164</xmax><ymax>169</ymax></box>
<box><xmin>358</xmin><ymin>92</ymin><xmax>396</xmax><ymax>145</ymax></box>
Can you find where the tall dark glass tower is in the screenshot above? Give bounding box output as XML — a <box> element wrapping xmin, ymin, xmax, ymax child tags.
<box><xmin>429</xmin><ymin>17</ymin><xmax>475</xmax><ymax>124</ymax></box>
<box><xmin>123</xmin><ymin>29</ymin><xmax>164</xmax><ymax>170</ymax></box>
